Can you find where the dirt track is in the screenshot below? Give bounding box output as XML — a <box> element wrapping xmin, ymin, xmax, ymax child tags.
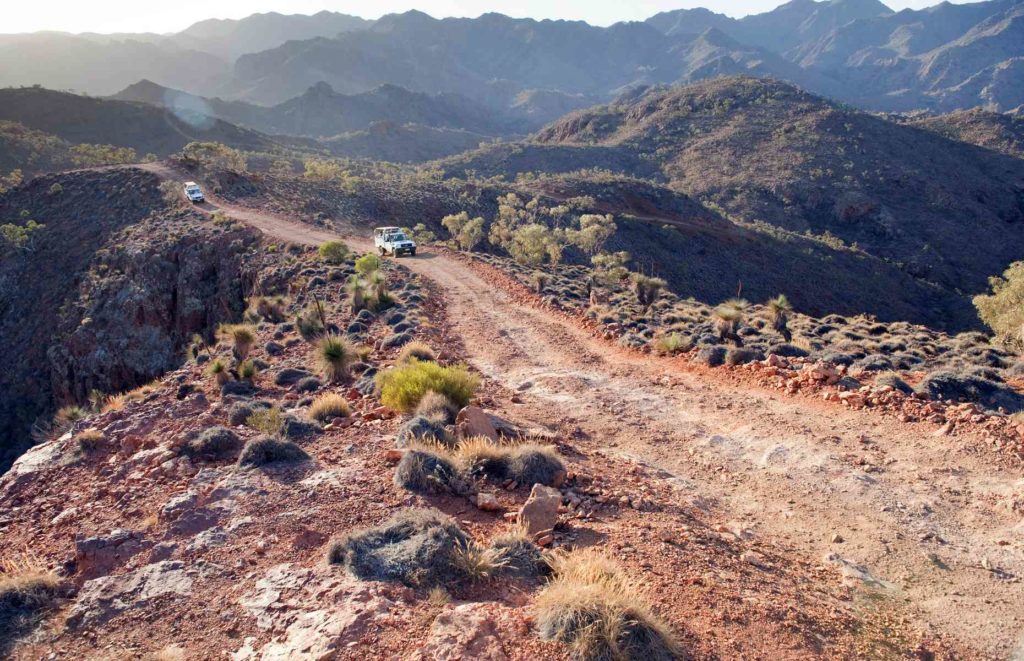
<box><xmin>147</xmin><ymin>164</ymin><xmax>1024</xmax><ymax>658</ymax></box>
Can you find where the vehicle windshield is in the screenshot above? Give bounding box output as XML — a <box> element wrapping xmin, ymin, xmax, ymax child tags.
<box><xmin>386</xmin><ymin>232</ymin><xmax>407</xmax><ymax>241</ymax></box>
<box><xmin>186</xmin><ymin>186</ymin><xmax>200</xmax><ymax>192</ymax></box>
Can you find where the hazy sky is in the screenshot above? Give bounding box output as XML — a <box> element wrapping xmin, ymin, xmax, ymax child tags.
<box><xmin>5</xmin><ymin>0</ymin><xmax>974</xmax><ymax>34</ymax></box>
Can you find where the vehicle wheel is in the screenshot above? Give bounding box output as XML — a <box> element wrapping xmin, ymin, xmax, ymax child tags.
<box><xmin>410</xmin><ymin>249</ymin><xmax>416</xmax><ymax>257</ymax></box>
<box><xmin>379</xmin><ymin>247</ymin><xmax>386</xmax><ymax>256</ymax></box>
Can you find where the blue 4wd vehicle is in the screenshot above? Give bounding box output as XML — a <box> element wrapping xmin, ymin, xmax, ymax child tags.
<box><xmin>374</xmin><ymin>226</ymin><xmax>416</xmax><ymax>257</ymax></box>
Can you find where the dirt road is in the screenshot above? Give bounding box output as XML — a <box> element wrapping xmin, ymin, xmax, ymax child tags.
<box><xmin>149</xmin><ymin>165</ymin><xmax>1024</xmax><ymax>657</ymax></box>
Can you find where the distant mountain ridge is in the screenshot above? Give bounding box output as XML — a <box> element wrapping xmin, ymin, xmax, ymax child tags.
<box><xmin>2</xmin><ymin>1</ymin><xmax>1020</xmax><ymax>113</ymax></box>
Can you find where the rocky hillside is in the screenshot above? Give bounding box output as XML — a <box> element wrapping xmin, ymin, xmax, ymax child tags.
<box><xmin>0</xmin><ymin>168</ymin><xmax>274</xmax><ymax>471</ymax></box>
<box><xmin>909</xmin><ymin>107</ymin><xmax>1024</xmax><ymax>159</ymax></box>
<box><xmin>440</xmin><ymin>77</ymin><xmax>1024</xmax><ymax>327</ymax></box>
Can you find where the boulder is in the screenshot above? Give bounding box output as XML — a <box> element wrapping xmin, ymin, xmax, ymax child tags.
<box><xmin>518</xmin><ymin>484</ymin><xmax>562</xmax><ymax>536</ymax></box>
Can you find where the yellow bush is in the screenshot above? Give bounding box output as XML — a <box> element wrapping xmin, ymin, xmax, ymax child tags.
<box><xmin>376</xmin><ymin>361</ymin><xmax>479</xmax><ymax>413</ymax></box>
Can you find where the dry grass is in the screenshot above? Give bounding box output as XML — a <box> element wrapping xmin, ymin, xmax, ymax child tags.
<box><xmin>397</xmin><ymin>341</ymin><xmax>436</xmax><ymax>364</ymax></box>
<box><xmin>308</xmin><ymin>393</ymin><xmax>351</xmax><ymax>422</ymax></box>
<box><xmin>451</xmin><ymin>540</ymin><xmax>509</xmax><ymax>582</ymax></box>
<box><xmin>0</xmin><ymin>551</ymin><xmax>60</xmax><ymax>651</ymax></box>
<box><xmin>535</xmin><ymin>548</ymin><xmax>682</xmax><ymax>661</ymax></box>
<box><xmin>246</xmin><ymin>407</ymin><xmax>284</xmax><ymax>437</ymax></box>
<box><xmin>74</xmin><ymin>428</ymin><xmax>105</xmax><ymax>453</ymax></box>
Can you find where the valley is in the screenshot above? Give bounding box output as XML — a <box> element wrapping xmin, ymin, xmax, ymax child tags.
<box><xmin>1</xmin><ymin>0</ymin><xmax>1024</xmax><ymax>658</ymax></box>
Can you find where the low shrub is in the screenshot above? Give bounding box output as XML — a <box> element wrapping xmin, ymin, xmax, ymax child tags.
<box><xmin>237</xmin><ymin>436</ymin><xmax>309</xmax><ymax>467</ymax></box>
<box><xmin>327</xmin><ymin>508</ymin><xmax>470</xmax><ymax>587</ymax></box>
<box><xmin>246</xmin><ymin>406</ymin><xmax>284</xmax><ymax>437</ymax></box>
<box><xmin>397</xmin><ymin>341</ymin><xmax>436</xmax><ymax>364</ymax></box>
<box><xmin>396</xmin><ymin>415</ymin><xmax>453</xmax><ymax>448</ymax></box>
<box><xmin>916</xmin><ymin>370</ymin><xmax>1024</xmax><ymax>412</ymax></box>
<box><xmin>377</xmin><ymin>361</ymin><xmax>479</xmax><ymax>413</ymax></box>
<box><xmin>0</xmin><ymin>555</ymin><xmax>61</xmax><ymax>652</ymax></box>
<box><xmin>394</xmin><ymin>449</ymin><xmax>465</xmax><ymax>495</ymax></box>
<box><xmin>308</xmin><ymin>393</ymin><xmax>350</xmax><ymax>422</ymax></box>
<box><xmin>75</xmin><ymin>428</ymin><xmax>105</xmax><ymax>453</ymax></box>
<box><xmin>536</xmin><ymin>548</ymin><xmax>681</xmax><ymax>661</ymax></box>
<box><xmin>355</xmin><ymin>253</ymin><xmax>381</xmax><ymax>275</ymax></box>
<box><xmin>653</xmin><ymin>332</ymin><xmax>690</xmax><ymax>356</ymax></box>
<box><xmin>318</xmin><ymin>240</ymin><xmax>349</xmax><ymax>265</ymax></box>
<box><xmin>183</xmin><ymin>426</ymin><xmax>243</xmax><ymax>460</ymax></box>
<box><xmin>414</xmin><ymin>391</ymin><xmax>457</xmax><ymax>424</ymax></box>
<box><xmin>456</xmin><ymin>438</ymin><xmax>565</xmax><ymax>487</ymax></box>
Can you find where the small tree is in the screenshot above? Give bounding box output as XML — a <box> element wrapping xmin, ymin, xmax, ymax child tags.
<box><xmin>0</xmin><ymin>220</ymin><xmax>45</xmax><ymax>252</ymax></box>
<box><xmin>591</xmin><ymin>251</ymin><xmax>630</xmax><ymax>284</ymax></box>
<box><xmin>406</xmin><ymin>223</ymin><xmax>436</xmax><ymax>245</ymax></box>
<box><xmin>569</xmin><ymin>214</ymin><xmax>616</xmax><ymax>256</ymax></box>
<box><xmin>974</xmin><ymin>261</ymin><xmax>1024</xmax><ymax>351</ymax></box>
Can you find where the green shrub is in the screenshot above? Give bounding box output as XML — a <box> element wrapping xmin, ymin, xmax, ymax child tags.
<box><xmin>377</xmin><ymin>361</ymin><xmax>479</xmax><ymax>413</ymax></box>
<box><xmin>653</xmin><ymin>332</ymin><xmax>690</xmax><ymax>356</ymax></box>
<box><xmin>205</xmin><ymin>358</ymin><xmax>231</xmax><ymax>386</ymax></box>
<box><xmin>238</xmin><ymin>359</ymin><xmax>258</xmax><ymax>381</ymax></box>
<box><xmin>355</xmin><ymin>254</ymin><xmax>381</xmax><ymax>275</ymax></box>
<box><xmin>318</xmin><ymin>240</ymin><xmax>349</xmax><ymax>264</ymax></box>
<box><xmin>632</xmin><ymin>274</ymin><xmax>666</xmax><ymax>307</ymax></box>
<box><xmin>974</xmin><ymin>261</ymin><xmax>1024</xmax><ymax>351</ymax></box>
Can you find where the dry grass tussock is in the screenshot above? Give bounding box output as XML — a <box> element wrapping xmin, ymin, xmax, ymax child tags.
<box><xmin>0</xmin><ymin>551</ymin><xmax>61</xmax><ymax>651</ymax></box>
<box><xmin>536</xmin><ymin>548</ymin><xmax>682</xmax><ymax>661</ymax></box>
<box><xmin>308</xmin><ymin>393</ymin><xmax>351</xmax><ymax>422</ymax></box>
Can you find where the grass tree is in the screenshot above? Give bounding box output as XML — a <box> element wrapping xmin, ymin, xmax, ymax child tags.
<box><xmin>317</xmin><ymin>335</ymin><xmax>353</xmax><ymax>383</ymax></box>
<box><xmin>767</xmin><ymin>294</ymin><xmax>793</xmax><ymax>342</ymax></box>
<box><xmin>713</xmin><ymin>298</ymin><xmax>749</xmax><ymax>346</ymax></box>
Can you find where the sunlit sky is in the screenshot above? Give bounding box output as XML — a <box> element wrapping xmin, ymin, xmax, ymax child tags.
<box><xmin>4</xmin><ymin>0</ymin><xmax>976</xmax><ymax>34</ymax></box>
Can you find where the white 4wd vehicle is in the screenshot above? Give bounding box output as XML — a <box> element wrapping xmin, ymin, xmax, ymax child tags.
<box><xmin>183</xmin><ymin>182</ymin><xmax>205</xmax><ymax>203</ymax></box>
<box><xmin>374</xmin><ymin>226</ymin><xmax>416</xmax><ymax>257</ymax></box>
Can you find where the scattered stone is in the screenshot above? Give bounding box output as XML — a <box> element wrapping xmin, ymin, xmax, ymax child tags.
<box><xmin>476</xmin><ymin>493</ymin><xmax>502</xmax><ymax>511</ymax></box>
<box><xmin>455</xmin><ymin>406</ymin><xmax>499</xmax><ymax>442</ymax></box>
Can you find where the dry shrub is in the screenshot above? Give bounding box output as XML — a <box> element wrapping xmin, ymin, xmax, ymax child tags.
<box><xmin>308</xmin><ymin>393</ymin><xmax>351</xmax><ymax>422</ymax></box>
<box><xmin>397</xmin><ymin>341</ymin><xmax>436</xmax><ymax>364</ymax></box>
<box><xmin>536</xmin><ymin>548</ymin><xmax>681</xmax><ymax>661</ymax></box>
<box><xmin>0</xmin><ymin>552</ymin><xmax>60</xmax><ymax>653</ymax></box>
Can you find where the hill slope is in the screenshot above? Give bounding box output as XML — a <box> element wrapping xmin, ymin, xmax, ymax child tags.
<box><xmin>0</xmin><ymin>87</ymin><xmax>280</xmax><ymax>156</ymax></box>
<box><xmin>439</xmin><ymin>77</ymin><xmax>1024</xmax><ymax>329</ymax></box>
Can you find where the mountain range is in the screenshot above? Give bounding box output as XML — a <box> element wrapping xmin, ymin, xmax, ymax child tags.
<box><xmin>1</xmin><ymin>0</ymin><xmax>1021</xmax><ymax>114</ymax></box>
